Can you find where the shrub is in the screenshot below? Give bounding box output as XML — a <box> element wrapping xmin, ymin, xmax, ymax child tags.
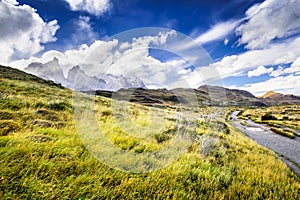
<box><xmin>0</xmin><ymin>98</ymin><xmax>25</xmax><ymax>111</ymax></box>
<box><xmin>0</xmin><ymin>120</ymin><xmax>21</xmax><ymax>136</ymax></box>
<box><xmin>0</xmin><ymin>111</ymin><xmax>15</xmax><ymax>120</ymax></box>
<box><xmin>154</xmin><ymin>133</ymin><xmax>170</xmax><ymax>143</ymax></box>
<box><xmin>100</xmin><ymin>110</ymin><xmax>113</xmax><ymax>117</ymax></box>
<box><xmin>34</xmin><ymin>101</ymin><xmax>47</xmax><ymax>108</ymax></box>
<box><xmin>282</xmin><ymin>116</ymin><xmax>289</xmax><ymax>120</ymax></box>
<box><xmin>209</xmin><ymin>120</ymin><xmax>230</xmax><ymax>134</ymax></box>
<box><xmin>261</xmin><ymin>113</ymin><xmax>277</xmax><ymax>121</ymax></box>
<box><xmin>270</xmin><ymin>127</ymin><xmax>295</xmax><ymax>139</ymax></box>
<box><xmin>134</xmin><ymin>145</ymin><xmax>145</xmax><ymax>153</ymax></box>
<box><xmin>48</xmin><ymin>101</ymin><xmax>71</xmax><ymax>111</ymax></box>
<box><xmin>27</xmin><ymin>135</ymin><xmax>53</xmax><ymax>143</ymax></box>
<box><xmin>35</xmin><ymin>109</ymin><xmax>61</xmax><ymax>121</ymax></box>
<box><xmin>32</xmin><ymin>119</ymin><xmax>54</xmax><ymax>128</ymax></box>
<box><xmin>113</xmin><ymin>137</ymin><xmax>137</xmax><ymax>150</ymax></box>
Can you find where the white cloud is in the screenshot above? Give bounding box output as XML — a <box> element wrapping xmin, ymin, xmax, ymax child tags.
<box><xmin>284</xmin><ymin>56</ymin><xmax>300</xmax><ymax>74</ymax></box>
<box><xmin>240</xmin><ymin>74</ymin><xmax>300</xmax><ymax>96</ymax></box>
<box><xmin>198</xmin><ymin>36</ymin><xmax>300</xmax><ymax>81</ymax></box>
<box><xmin>248</xmin><ymin>65</ymin><xmax>273</xmax><ymax>77</ymax></box>
<box><xmin>194</xmin><ymin>20</ymin><xmax>241</xmax><ymax>45</ymax></box>
<box><xmin>63</xmin><ymin>0</ymin><xmax>111</xmax><ymax>16</ymax></box>
<box><xmin>10</xmin><ymin>30</ymin><xmax>194</xmax><ymax>88</ymax></box>
<box><xmin>71</xmin><ymin>16</ymin><xmax>98</xmax><ymax>45</ymax></box>
<box><xmin>0</xmin><ymin>0</ymin><xmax>59</xmax><ymax>65</ymax></box>
<box><xmin>236</xmin><ymin>0</ymin><xmax>300</xmax><ymax>49</ymax></box>
<box><xmin>224</xmin><ymin>38</ymin><xmax>229</xmax><ymax>46</ymax></box>
<box><xmin>270</xmin><ymin>66</ymin><xmax>284</xmax><ymax>77</ymax></box>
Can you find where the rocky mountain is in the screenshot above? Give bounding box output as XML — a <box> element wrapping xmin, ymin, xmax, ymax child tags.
<box><xmin>259</xmin><ymin>91</ymin><xmax>300</xmax><ymax>105</ymax></box>
<box><xmin>2</xmin><ymin>64</ymin><xmax>300</xmax><ymax>107</ymax></box>
<box><xmin>259</xmin><ymin>91</ymin><xmax>283</xmax><ymax>99</ymax></box>
<box><xmin>24</xmin><ymin>57</ymin><xmax>66</xmax><ymax>85</ymax></box>
<box><xmin>24</xmin><ymin>58</ymin><xmax>146</xmax><ymax>91</ymax></box>
<box><xmin>259</xmin><ymin>91</ymin><xmax>300</xmax><ymax>100</ymax></box>
<box><xmin>66</xmin><ymin>65</ymin><xmax>103</xmax><ymax>91</ymax></box>
<box><xmin>92</xmin><ymin>85</ymin><xmax>269</xmax><ymax>107</ymax></box>
<box><xmin>92</xmin><ymin>85</ymin><xmax>300</xmax><ymax>107</ymax></box>
<box><xmin>66</xmin><ymin>65</ymin><xmax>146</xmax><ymax>91</ymax></box>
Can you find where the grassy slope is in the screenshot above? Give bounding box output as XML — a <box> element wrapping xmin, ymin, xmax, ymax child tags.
<box><xmin>0</xmin><ymin>65</ymin><xmax>300</xmax><ymax>199</ymax></box>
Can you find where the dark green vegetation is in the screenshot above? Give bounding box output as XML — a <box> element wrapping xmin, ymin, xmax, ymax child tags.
<box><xmin>1</xmin><ymin>65</ymin><xmax>300</xmax><ymax>199</ymax></box>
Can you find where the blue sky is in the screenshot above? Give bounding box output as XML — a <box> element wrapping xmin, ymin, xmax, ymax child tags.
<box><xmin>1</xmin><ymin>0</ymin><xmax>300</xmax><ymax>95</ymax></box>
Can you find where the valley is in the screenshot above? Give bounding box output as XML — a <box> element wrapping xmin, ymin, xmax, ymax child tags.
<box><xmin>1</xmin><ymin>65</ymin><xmax>300</xmax><ymax>199</ymax></box>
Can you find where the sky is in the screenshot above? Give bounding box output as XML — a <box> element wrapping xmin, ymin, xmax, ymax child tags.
<box><xmin>1</xmin><ymin>0</ymin><xmax>300</xmax><ymax>96</ymax></box>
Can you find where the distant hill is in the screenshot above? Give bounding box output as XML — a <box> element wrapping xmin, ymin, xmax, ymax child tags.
<box><xmin>91</xmin><ymin>85</ymin><xmax>268</xmax><ymax>107</ymax></box>
<box><xmin>0</xmin><ymin>65</ymin><xmax>64</xmax><ymax>89</ymax></box>
<box><xmin>1</xmin><ymin>65</ymin><xmax>300</xmax><ymax>107</ymax></box>
<box><xmin>258</xmin><ymin>91</ymin><xmax>300</xmax><ymax>105</ymax></box>
<box><xmin>259</xmin><ymin>91</ymin><xmax>300</xmax><ymax>100</ymax></box>
<box><xmin>259</xmin><ymin>91</ymin><xmax>283</xmax><ymax>99</ymax></box>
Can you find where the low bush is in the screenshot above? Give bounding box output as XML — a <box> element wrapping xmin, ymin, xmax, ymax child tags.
<box><xmin>0</xmin><ymin>98</ymin><xmax>25</xmax><ymax>111</ymax></box>
<box><xmin>154</xmin><ymin>133</ymin><xmax>170</xmax><ymax>143</ymax></box>
<box><xmin>48</xmin><ymin>101</ymin><xmax>71</xmax><ymax>111</ymax></box>
<box><xmin>35</xmin><ymin>109</ymin><xmax>61</xmax><ymax>121</ymax></box>
<box><xmin>32</xmin><ymin>119</ymin><xmax>54</xmax><ymax>128</ymax></box>
<box><xmin>0</xmin><ymin>111</ymin><xmax>15</xmax><ymax>120</ymax></box>
<box><xmin>270</xmin><ymin>127</ymin><xmax>295</xmax><ymax>139</ymax></box>
<box><xmin>261</xmin><ymin>113</ymin><xmax>277</xmax><ymax>121</ymax></box>
<box><xmin>0</xmin><ymin>120</ymin><xmax>21</xmax><ymax>136</ymax></box>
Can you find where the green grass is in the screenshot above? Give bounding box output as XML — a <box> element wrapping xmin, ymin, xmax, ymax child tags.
<box><xmin>240</xmin><ymin>106</ymin><xmax>300</xmax><ymax>135</ymax></box>
<box><xmin>0</xmin><ymin>65</ymin><xmax>300</xmax><ymax>199</ymax></box>
<box><xmin>270</xmin><ymin>127</ymin><xmax>295</xmax><ymax>139</ymax></box>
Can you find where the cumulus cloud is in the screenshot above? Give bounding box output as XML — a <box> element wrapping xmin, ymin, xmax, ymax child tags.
<box><xmin>236</xmin><ymin>0</ymin><xmax>300</xmax><ymax>49</ymax></box>
<box><xmin>240</xmin><ymin>74</ymin><xmax>300</xmax><ymax>96</ymax></box>
<box><xmin>248</xmin><ymin>65</ymin><xmax>273</xmax><ymax>77</ymax></box>
<box><xmin>198</xmin><ymin>36</ymin><xmax>300</xmax><ymax>81</ymax></box>
<box><xmin>0</xmin><ymin>0</ymin><xmax>59</xmax><ymax>65</ymax></box>
<box><xmin>63</xmin><ymin>0</ymin><xmax>111</xmax><ymax>16</ymax></box>
<box><xmin>270</xmin><ymin>66</ymin><xmax>284</xmax><ymax>77</ymax></box>
<box><xmin>284</xmin><ymin>56</ymin><xmax>300</xmax><ymax>74</ymax></box>
<box><xmin>10</xmin><ymin>30</ymin><xmax>195</xmax><ymax>88</ymax></box>
<box><xmin>71</xmin><ymin>16</ymin><xmax>98</xmax><ymax>45</ymax></box>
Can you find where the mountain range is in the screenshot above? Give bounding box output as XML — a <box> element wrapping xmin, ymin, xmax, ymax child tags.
<box><xmin>2</xmin><ymin>63</ymin><xmax>300</xmax><ymax>107</ymax></box>
<box><xmin>24</xmin><ymin>57</ymin><xmax>146</xmax><ymax>91</ymax></box>
<box><xmin>88</xmin><ymin>84</ymin><xmax>300</xmax><ymax>107</ymax></box>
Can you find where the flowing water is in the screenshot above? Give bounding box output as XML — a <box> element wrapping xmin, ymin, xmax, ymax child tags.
<box><xmin>231</xmin><ymin>111</ymin><xmax>300</xmax><ymax>172</ymax></box>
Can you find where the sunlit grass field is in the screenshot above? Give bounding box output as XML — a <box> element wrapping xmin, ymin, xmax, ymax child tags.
<box><xmin>0</xmin><ymin>66</ymin><xmax>300</xmax><ymax>199</ymax></box>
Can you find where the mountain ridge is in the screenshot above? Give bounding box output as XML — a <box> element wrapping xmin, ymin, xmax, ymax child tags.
<box><xmin>259</xmin><ymin>91</ymin><xmax>300</xmax><ymax>100</ymax></box>
<box><xmin>24</xmin><ymin>58</ymin><xmax>146</xmax><ymax>91</ymax></box>
<box><xmin>1</xmin><ymin>65</ymin><xmax>300</xmax><ymax>107</ymax></box>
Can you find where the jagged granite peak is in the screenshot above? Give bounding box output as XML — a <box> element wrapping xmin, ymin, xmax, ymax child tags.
<box><xmin>24</xmin><ymin>57</ymin><xmax>65</xmax><ymax>84</ymax></box>
<box><xmin>66</xmin><ymin>65</ymin><xmax>102</xmax><ymax>91</ymax></box>
<box><xmin>66</xmin><ymin>65</ymin><xmax>146</xmax><ymax>91</ymax></box>
<box><xmin>96</xmin><ymin>73</ymin><xmax>146</xmax><ymax>91</ymax></box>
<box><xmin>25</xmin><ymin>57</ymin><xmax>147</xmax><ymax>91</ymax></box>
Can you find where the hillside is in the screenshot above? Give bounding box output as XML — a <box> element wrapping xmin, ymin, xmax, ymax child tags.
<box><xmin>260</xmin><ymin>91</ymin><xmax>282</xmax><ymax>98</ymax></box>
<box><xmin>259</xmin><ymin>91</ymin><xmax>300</xmax><ymax>105</ymax></box>
<box><xmin>1</xmin><ymin>65</ymin><xmax>300</xmax><ymax>199</ymax></box>
<box><xmin>91</xmin><ymin>85</ymin><xmax>300</xmax><ymax>107</ymax></box>
<box><xmin>17</xmin><ymin>57</ymin><xmax>300</xmax><ymax>107</ymax></box>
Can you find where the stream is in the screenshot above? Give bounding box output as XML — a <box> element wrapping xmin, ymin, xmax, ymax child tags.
<box><xmin>231</xmin><ymin>111</ymin><xmax>300</xmax><ymax>176</ymax></box>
